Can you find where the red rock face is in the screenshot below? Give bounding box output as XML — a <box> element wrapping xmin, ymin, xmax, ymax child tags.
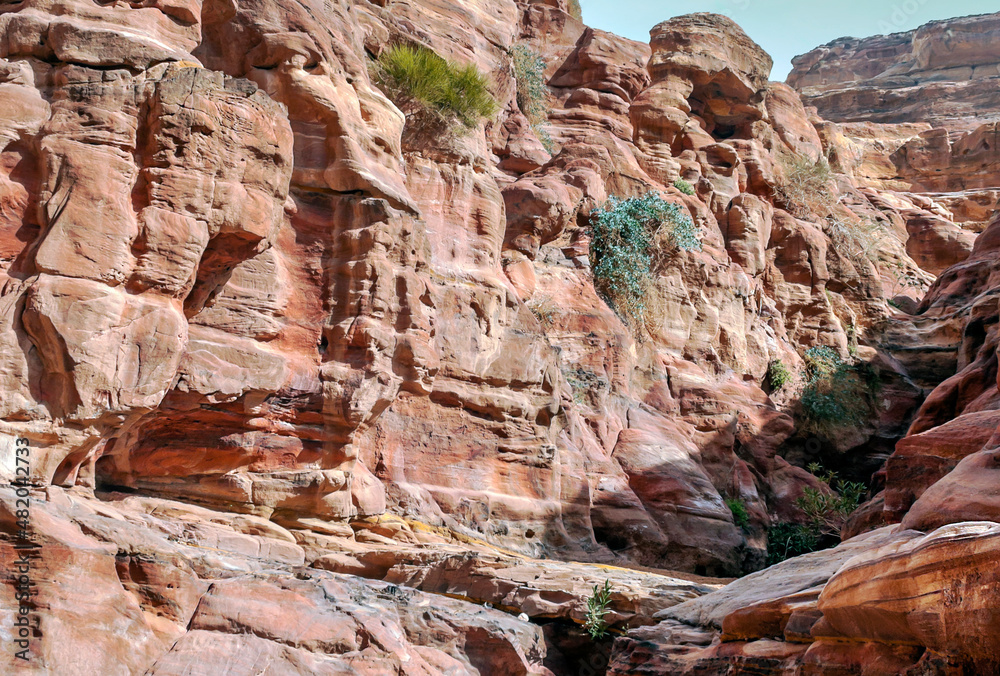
<box><xmin>788</xmin><ymin>12</ymin><xmax>1000</xmax><ymax>134</ymax></box>
<box><xmin>608</xmin><ymin>12</ymin><xmax>1000</xmax><ymax>672</ymax></box>
<box><xmin>0</xmin><ymin>0</ymin><xmax>998</xmax><ymax>673</ymax></box>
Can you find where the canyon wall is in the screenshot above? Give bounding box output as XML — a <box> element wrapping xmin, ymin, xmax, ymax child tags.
<box><xmin>788</xmin><ymin>12</ymin><xmax>1000</xmax><ymax>133</ymax></box>
<box><xmin>0</xmin><ymin>1</ymin><xmax>997</xmax><ymax>674</ymax></box>
<box><xmin>608</xmin><ymin>12</ymin><xmax>1000</xmax><ymax>675</ymax></box>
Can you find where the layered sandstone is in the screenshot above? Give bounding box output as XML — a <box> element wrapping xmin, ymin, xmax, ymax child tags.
<box><xmin>606</xmin><ymin>14</ymin><xmax>1000</xmax><ymax>672</ymax></box>
<box><xmin>788</xmin><ymin>12</ymin><xmax>1000</xmax><ymax>133</ymax></box>
<box><xmin>0</xmin><ymin>0</ymin><xmax>998</xmax><ymax>674</ymax></box>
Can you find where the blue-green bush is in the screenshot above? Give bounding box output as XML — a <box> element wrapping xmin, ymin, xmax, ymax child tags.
<box><xmin>589</xmin><ymin>193</ymin><xmax>700</xmax><ymax>326</ymax></box>
<box><xmin>512</xmin><ymin>44</ymin><xmax>554</xmax><ymax>153</ymax></box>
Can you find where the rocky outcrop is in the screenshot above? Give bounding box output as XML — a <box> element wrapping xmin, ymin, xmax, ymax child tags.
<box><xmin>609</xmin><ymin>28</ymin><xmax>1000</xmax><ymax>666</ymax></box>
<box><xmin>789</xmin><ymin>12</ymin><xmax>1000</xmax><ymax>256</ymax></box>
<box><xmin>788</xmin><ymin>12</ymin><xmax>1000</xmax><ymax>133</ymax></box>
<box><xmin>0</xmin><ymin>486</ymin><xmax>559</xmax><ymax>674</ymax></box>
<box><xmin>609</xmin><ymin>522</ymin><xmax>1000</xmax><ymax>675</ymax></box>
<box><xmin>866</xmin><ymin>210</ymin><xmax>1000</xmax><ymax>528</ymax></box>
<box><xmin>0</xmin><ymin>0</ymin><xmax>942</xmax><ymax>585</ymax></box>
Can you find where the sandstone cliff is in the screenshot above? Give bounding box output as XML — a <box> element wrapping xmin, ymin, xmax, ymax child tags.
<box><xmin>0</xmin><ymin>1</ymin><xmax>998</xmax><ymax>674</ymax></box>
<box><xmin>788</xmin><ymin>12</ymin><xmax>1000</xmax><ymax>133</ymax></box>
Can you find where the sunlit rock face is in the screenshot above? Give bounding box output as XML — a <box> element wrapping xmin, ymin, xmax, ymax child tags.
<box><xmin>0</xmin><ymin>1</ymin><xmax>998</xmax><ymax>673</ymax></box>
<box><xmin>788</xmin><ymin>11</ymin><xmax>1000</xmax><ymax>134</ymax></box>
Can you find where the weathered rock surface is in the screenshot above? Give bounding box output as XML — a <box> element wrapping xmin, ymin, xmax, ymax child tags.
<box><xmin>0</xmin><ymin>0</ymin><xmax>944</xmax><ymax>582</ymax></box>
<box><xmin>609</xmin><ymin>523</ymin><xmax>1000</xmax><ymax>675</ymax></box>
<box><xmin>0</xmin><ymin>487</ymin><xmax>558</xmax><ymax>674</ymax></box>
<box><xmin>788</xmin><ymin>12</ymin><xmax>1000</xmax><ymax>133</ymax></box>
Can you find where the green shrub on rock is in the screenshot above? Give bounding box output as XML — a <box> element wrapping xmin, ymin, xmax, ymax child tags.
<box><xmin>584</xmin><ymin>580</ymin><xmax>613</xmax><ymax>640</ymax></box>
<box><xmin>589</xmin><ymin>193</ymin><xmax>700</xmax><ymax>328</ymax></box>
<box><xmin>767</xmin><ymin>359</ymin><xmax>791</xmax><ymax>390</ymax></box>
<box><xmin>374</xmin><ymin>44</ymin><xmax>497</xmax><ymax>130</ymax></box>
<box><xmin>673</xmin><ymin>178</ymin><xmax>696</xmax><ymax>195</ymax></box>
<box><xmin>766</xmin><ymin>464</ymin><xmax>866</xmax><ymax>566</ymax></box>
<box><xmin>725</xmin><ymin>497</ymin><xmax>750</xmax><ymax>530</ymax></box>
<box><xmin>766</xmin><ymin>522</ymin><xmax>819</xmax><ymax>566</ymax></box>
<box><xmin>799</xmin><ymin>346</ymin><xmax>881</xmax><ymax>429</ymax></box>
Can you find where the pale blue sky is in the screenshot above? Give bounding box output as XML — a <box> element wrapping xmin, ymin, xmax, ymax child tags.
<box><xmin>578</xmin><ymin>1</ymin><xmax>998</xmax><ymax>80</ymax></box>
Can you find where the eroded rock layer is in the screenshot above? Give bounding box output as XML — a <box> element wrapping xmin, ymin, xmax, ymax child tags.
<box><xmin>788</xmin><ymin>12</ymin><xmax>1000</xmax><ymax>133</ymax></box>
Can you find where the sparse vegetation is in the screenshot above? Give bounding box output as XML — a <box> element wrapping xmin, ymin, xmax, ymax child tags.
<box><xmin>799</xmin><ymin>346</ymin><xmax>881</xmax><ymax>430</ymax></box>
<box><xmin>798</xmin><ymin>463</ymin><xmax>866</xmax><ymax>538</ymax></box>
<box><xmin>585</xmin><ymin>580</ymin><xmax>613</xmax><ymax>640</ymax></box>
<box><xmin>775</xmin><ymin>154</ymin><xmax>835</xmax><ymax>219</ymax></box>
<box><xmin>512</xmin><ymin>44</ymin><xmax>555</xmax><ymax>153</ymax></box>
<box><xmin>567</xmin><ymin>0</ymin><xmax>582</xmax><ymax>20</ymax></box>
<box><xmin>373</xmin><ymin>44</ymin><xmax>497</xmax><ymax>131</ymax></box>
<box><xmin>725</xmin><ymin>497</ymin><xmax>750</xmax><ymax>530</ymax></box>
<box><xmin>766</xmin><ymin>522</ymin><xmax>819</xmax><ymax>566</ymax></box>
<box><xmin>589</xmin><ymin>193</ymin><xmax>701</xmax><ymax>329</ymax></box>
<box><xmin>827</xmin><ymin>216</ymin><xmax>888</xmax><ymax>268</ymax></box>
<box><xmin>766</xmin><ymin>464</ymin><xmax>866</xmax><ymax>565</ymax></box>
<box><xmin>767</xmin><ymin>359</ymin><xmax>792</xmax><ymax>390</ymax></box>
<box><xmin>673</xmin><ymin>178</ymin><xmax>696</xmax><ymax>195</ymax></box>
<box><xmin>527</xmin><ymin>295</ymin><xmax>558</xmax><ymax>328</ymax></box>
<box><xmin>888</xmin><ymin>261</ymin><xmax>929</xmax><ymax>301</ymax></box>
<box><xmin>776</xmin><ymin>154</ymin><xmax>889</xmax><ymax>271</ymax></box>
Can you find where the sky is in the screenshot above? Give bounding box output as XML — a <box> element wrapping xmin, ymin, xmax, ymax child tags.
<box><xmin>578</xmin><ymin>0</ymin><xmax>998</xmax><ymax>81</ymax></box>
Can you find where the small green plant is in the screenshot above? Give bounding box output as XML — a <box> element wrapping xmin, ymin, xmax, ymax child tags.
<box><xmin>766</xmin><ymin>464</ymin><xmax>866</xmax><ymax>565</ymax></box>
<box><xmin>373</xmin><ymin>44</ymin><xmax>497</xmax><ymax>130</ymax></box>
<box><xmin>567</xmin><ymin>0</ymin><xmax>583</xmax><ymax>20</ymax></box>
<box><xmin>725</xmin><ymin>497</ymin><xmax>750</xmax><ymax>529</ymax></box>
<box><xmin>512</xmin><ymin>44</ymin><xmax>554</xmax><ymax>154</ymax></box>
<box><xmin>589</xmin><ymin>193</ymin><xmax>700</xmax><ymax>328</ymax></box>
<box><xmin>796</xmin><ymin>464</ymin><xmax>866</xmax><ymax>538</ymax></box>
<box><xmin>766</xmin><ymin>522</ymin><xmax>819</xmax><ymax>566</ymax></box>
<box><xmin>585</xmin><ymin>580</ymin><xmax>613</xmax><ymax>640</ymax></box>
<box><xmin>767</xmin><ymin>359</ymin><xmax>791</xmax><ymax>390</ymax></box>
<box><xmin>673</xmin><ymin>178</ymin><xmax>695</xmax><ymax>195</ymax></box>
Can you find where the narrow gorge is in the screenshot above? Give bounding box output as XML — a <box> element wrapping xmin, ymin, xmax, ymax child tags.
<box><xmin>0</xmin><ymin>1</ymin><xmax>998</xmax><ymax>674</ymax></box>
